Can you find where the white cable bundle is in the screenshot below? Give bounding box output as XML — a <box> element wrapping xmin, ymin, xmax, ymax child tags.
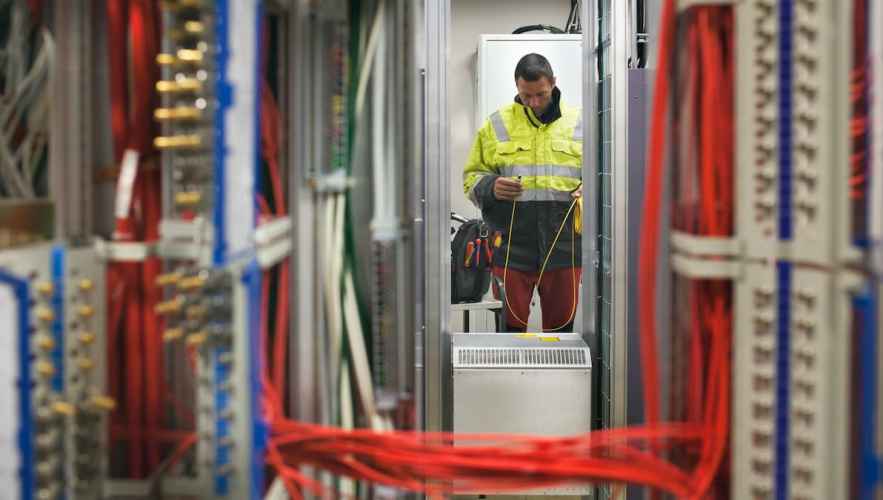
<box><xmin>0</xmin><ymin>2</ymin><xmax>54</xmax><ymax>198</ymax></box>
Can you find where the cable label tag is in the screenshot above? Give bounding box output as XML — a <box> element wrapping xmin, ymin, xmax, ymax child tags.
<box><xmin>114</xmin><ymin>149</ymin><xmax>139</xmax><ymax>219</ymax></box>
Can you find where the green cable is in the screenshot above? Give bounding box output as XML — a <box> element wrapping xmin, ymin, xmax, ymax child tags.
<box><xmin>343</xmin><ymin>0</ymin><xmax>372</xmax><ymax>357</ymax></box>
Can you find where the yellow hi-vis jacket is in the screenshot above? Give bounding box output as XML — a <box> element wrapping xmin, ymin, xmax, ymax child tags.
<box><xmin>463</xmin><ymin>90</ymin><xmax>582</xmax><ymax>271</ymax></box>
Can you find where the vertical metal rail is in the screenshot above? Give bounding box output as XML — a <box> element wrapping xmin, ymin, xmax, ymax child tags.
<box><xmin>50</xmin><ymin>2</ymin><xmax>98</xmax><ymax>240</ymax></box>
<box><xmin>421</xmin><ymin>0</ymin><xmax>450</xmax><ymax>433</ymax></box>
<box><xmin>580</xmin><ymin>0</ymin><xmax>599</xmax><ymax>402</ymax></box>
<box><xmin>394</xmin><ymin>0</ymin><xmax>421</xmax><ymax>422</ymax></box>
<box><xmin>287</xmin><ymin>0</ymin><xmax>321</xmax><ymax>425</ymax></box>
<box><xmin>411</xmin><ymin>0</ymin><xmax>427</xmax><ymax>430</ymax></box>
<box><xmin>610</xmin><ymin>0</ymin><xmax>631</xmax><ymax>431</ymax></box>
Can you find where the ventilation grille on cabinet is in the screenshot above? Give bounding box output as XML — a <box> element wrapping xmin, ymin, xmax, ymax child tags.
<box><xmin>454</xmin><ymin>347</ymin><xmax>590</xmax><ymax>369</ymax></box>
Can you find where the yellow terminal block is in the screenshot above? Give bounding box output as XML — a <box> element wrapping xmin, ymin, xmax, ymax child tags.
<box><xmin>35</xmin><ymin>306</ymin><xmax>54</xmax><ymax>322</ymax></box>
<box><xmin>154</xmin><ymin>134</ymin><xmax>202</xmax><ymax>150</ymax></box>
<box><xmin>155</xmin><ymin>80</ymin><xmax>179</xmax><ymax>93</ymax></box>
<box><xmin>35</xmin><ymin>281</ymin><xmax>53</xmax><ymax>296</ymax></box>
<box><xmin>90</xmin><ymin>395</ymin><xmax>117</xmax><ymax>412</ymax></box>
<box><xmin>155</xmin><ymin>272</ymin><xmax>182</xmax><ymax>287</ymax></box>
<box><xmin>78</xmin><ymin>332</ymin><xmax>96</xmax><ymax>345</ymax></box>
<box><xmin>156</xmin><ymin>53</ymin><xmax>176</xmax><ymax>65</ymax></box>
<box><xmin>154</xmin><ymin>106</ymin><xmax>202</xmax><ymax>121</ymax></box>
<box><xmin>177</xmin><ymin>275</ymin><xmax>206</xmax><ymax>291</ymax></box>
<box><xmin>78</xmin><ymin>304</ymin><xmax>95</xmax><ymax>318</ymax></box>
<box><xmin>155</xmin><ymin>297</ymin><xmax>183</xmax><ymax>315</ymax></box>
<box><xmin>175</xmin><ymin>79</ymin><xmax>203</xmax><ymax>92</ymax></box>
<box><xmin>185</xmin><ymin>331</ymin><xmax>208</xmax><ymax>347</ymax></box>
<box><xmin>78</xmin><ymin>278</ymin><xmax>94</xmax><ymax>292</ymax></box>
<box><xmin>176</xmin><ymin>48</ymin><xmax>204</xmax><ymax>63</ymax></box>
<box><xmin>163</xmin><ymin>328</ymin><xmax>184</xmax><ymax>342</ymax></box>
<box><xmin>52</xmin><ymin>401</ymin><xmax>76</xmax><ymax>416</ymax></box>
<box><xmin>175</xmin><ymin>191</ymin><xmax>203</xmax><ymax>206</ymax></box>
<box><xmin>184</xmin><ymin>21</ymin><xmax>204</xmax><ymax>34</ymax></box>
<box><xmin>36</xmin><ymin>361</ymin><xmax>55</xmax><ymax>378</ymax></box>
<box><xmin>35</xmin><ymin>335</ymin><xmax>55</xmax><ymax>351</ymax></box>
<box><xmin>186</xmin><ymin>305</ymin><xmax>207</xmax><ymax>320</ymax></box>
<box><xmin>155</xmin><ymin>78</ymin><xmax>202</xmax><ymax>93</ymax></box>
<box><xmin>77</xmin><ymin>358</ymin><xmax>95</xmax><ymax>371</ymax></box>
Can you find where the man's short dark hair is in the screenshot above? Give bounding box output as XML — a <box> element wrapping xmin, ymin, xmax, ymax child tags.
<box><xmin>514</xmin><ymin>53</ymin><xmax>554</xmax><ymax>82</ymax></box>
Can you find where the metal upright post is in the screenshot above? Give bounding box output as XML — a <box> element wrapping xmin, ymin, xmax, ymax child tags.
<box><xmin>410</xmin><ymin>0</ymin><xmax>427</xmax><ymax>431</ymax></box>
<box><xmin>421</xmin><ymin>0</ymin><xmax>450</xmax><ymax>433</ymax></box>
<box><xmin>50</xmin><ymin>1</ymin><xmax>98</xmax><ymax>240</ymax></box>
<box><xmin>580</xmin><ymin>0</ymin><xmax>599</xmax><ymax>391</ymax></box>
<box><xmin>288</xmin><ymin>0</ymin><xmax>321</xmax><ymax>425</ymax></box>
<box><xmin>610</xmin><ymin>0</ymin><xmax>631</xmax><ymax>430</ymax></box>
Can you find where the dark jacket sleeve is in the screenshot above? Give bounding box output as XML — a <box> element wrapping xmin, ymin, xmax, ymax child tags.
<box><xmin>463</xmin><ymin>119</ymin><xmax>500</xmax><ymax>210</ymax></box>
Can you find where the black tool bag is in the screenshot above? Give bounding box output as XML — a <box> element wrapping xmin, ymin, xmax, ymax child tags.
<box><xmin>451</xmin><ymin>219</ymin><xmax>492</xmax><ymax>303</ymax></box>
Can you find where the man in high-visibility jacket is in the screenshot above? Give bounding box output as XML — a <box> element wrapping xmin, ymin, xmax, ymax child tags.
<box><xmin>463</xmin><ymin>53</ymin><xmax>582</xmax><ymax>332</ymax></box>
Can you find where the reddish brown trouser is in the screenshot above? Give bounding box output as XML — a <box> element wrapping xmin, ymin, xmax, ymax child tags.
<box><xmin>492</xmin><ymin>266</ymin><xmax>582</xmax><ymax>332</ymax></box>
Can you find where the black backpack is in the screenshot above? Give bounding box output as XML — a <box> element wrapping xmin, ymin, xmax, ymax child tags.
<box><xmin>451</xmin><ymin>218</ymin><xmax>492</xmax><ymax>303</ymax></box>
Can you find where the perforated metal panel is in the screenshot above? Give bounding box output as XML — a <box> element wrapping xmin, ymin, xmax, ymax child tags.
<box><xmin>454</xmin><ymin>346</ymin><xmax>591</xmax><ymax>369</ymax></box>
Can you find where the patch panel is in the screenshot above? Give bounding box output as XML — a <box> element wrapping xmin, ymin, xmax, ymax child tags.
<box><xmin>0</xmin><ymin>243</ymin><xmax>114</xmax><ymax>500</ymax></box>
<box><xmin>786</xmin><ymin>268</ymin><xmax>856</xmax><ymax>500</ymax></box>
<box><xmin>157</xmin><ymin>0</ymin><xmax>259</xmax><ymax>267</ymax></box>
<box><xmin>156</xmin><ymin>6</ymin><xmax>217</xmax><ymax>218</ymax></box>
<box><xmin>152</xmin><ymin>1</ymin><xmax>265</xmax><ymax>498</ymax></box>
<box><xmin>738</xmin><ymin>0</ymin><xmax>861</xmax><ymax>266</ymax></box>
<box><xmin>732</xmin><ymin>1</ymin><xmax>871</xmax><ymax>498</ymax></box>
<box><xmin>729</xmin><ymin>260</ymin><xmax>861</xmax><ymax>500</ymax></box>
<box><xmin>737</xmin><ymin>0</ymin><xmax>779</xmax><ymax>258</ymax></box>
<box><xmin>155</xmin><ymin>262</ymin><xmax>263</xmax><ymax>499</ymax></box>
<box><xmin>63</xmin><ymin>247</ymin><xmax>111</xmax><ymax>498</ymax></box>
<box><xmin>733</xmin><ymin>262</ymin><xmax>778</xmax><ymax>500</ymax></box>
<box><xmin>0</xmin><ymin>245</ymin><xmax>61</xmax><ymax>500</ymax></box>
<box><xmin>787</xmin><ymin>0</ymin><xmax>859</xmax><ymax>265</ymax></box>
<box><xmin>157</xmin><ymin>2</ymin><xmax>222</xmax><ymax>262</ymax></box>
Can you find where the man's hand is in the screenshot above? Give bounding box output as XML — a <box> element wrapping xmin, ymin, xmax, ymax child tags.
<box><xmin>571</xmin><ymin>185</ymin><xmax>582</xmax><ymax>199</ymax></box>
<box><xmin>494</xmin><ymin>177</ymin><xmax>523</xmax><ymax>201</ymax></box>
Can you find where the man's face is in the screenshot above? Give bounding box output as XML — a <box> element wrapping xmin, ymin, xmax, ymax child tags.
<box><xmin>516</xmin><ymin>76</ymin><xmax>556</xmax><ymax>116</ymax></box>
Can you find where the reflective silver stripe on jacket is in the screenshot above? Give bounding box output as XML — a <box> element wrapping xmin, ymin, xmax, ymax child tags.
<box><xmin>489</xmin><ymin>111</ymin><xmax>510</xmax><ymax>142</ymax></box>
<box><xmin>572</xmin><ymin>116</ymin><xmax>583</xmax><ymax>140</ymax></box>
<box><xmin>498</xmin><ymin>165</ymin><xmax>582</xmax><ymax>179</ymax></box>
<box><xmin>517</xmin><ymin>189</ymin><xmax>575</xmax><ymax>202</ymax></box>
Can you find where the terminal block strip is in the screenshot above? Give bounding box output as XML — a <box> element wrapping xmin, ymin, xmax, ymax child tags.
<box><xmin>156</xmin><ymin>263</ymin><xmax>263</xmax><ymax>498</ymax></box>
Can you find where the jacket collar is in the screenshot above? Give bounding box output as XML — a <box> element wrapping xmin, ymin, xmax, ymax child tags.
<box><xmin>515</xmin><ymin>86</ymin><xmax>563</xmax><ymax>126</ymax></box>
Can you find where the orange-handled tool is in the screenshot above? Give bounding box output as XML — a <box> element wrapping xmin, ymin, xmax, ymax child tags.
<box><xmin>465</xmin><ymin>241</ymin><xmax>475</xmax><ymax>267</ymax></box>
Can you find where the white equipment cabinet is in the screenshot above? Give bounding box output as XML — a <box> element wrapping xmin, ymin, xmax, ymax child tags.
<box><xmin>452</xmin><ymin>332</ymin><xmax>592</xmax><ymax>495</ymax></box>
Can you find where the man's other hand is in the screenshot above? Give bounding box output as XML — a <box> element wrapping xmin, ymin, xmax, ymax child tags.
<box><xmin>571</xmin><ymin>185</ymin><xmax>582</xmax><ymax>199</ymax></box>
<box><xmin>494</xmin><ymin>177</ymin><xmax>523</xmax><ymax>201</ymax></box>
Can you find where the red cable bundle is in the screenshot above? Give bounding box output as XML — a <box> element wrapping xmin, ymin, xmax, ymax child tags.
<box><xmin>267</xmin><ymin>421</ymin><xmax>706</xmax><ymax>498</ymax></box>
<box><xmin>640</xmin><ymin>1</ymin><xmax>734</xmax><ymax>497</ymax></box>
<box><xmin>258</xmin><ymin>21</ymin><xmax>291</xmax><ymax>418</ymax></box>
<box><xmin>850</xmin><ymin>0</ymin><xmax>869</xmax><ymax>252</ymax></box>
<box><xmin>105</xmin><ymin>0</ymin><xmax>165</xmax><ymax>478</ymax></box>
